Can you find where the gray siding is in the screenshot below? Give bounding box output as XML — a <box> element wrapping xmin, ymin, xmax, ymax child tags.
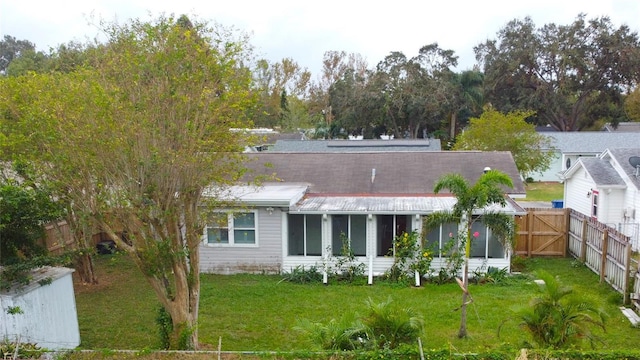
<box><xmin>200</xmin><ymin>208</ymin><xmax>283</xmax><ymax>274</ymax></box>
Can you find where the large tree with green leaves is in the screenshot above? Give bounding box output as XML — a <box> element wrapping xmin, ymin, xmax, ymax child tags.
<box><xmin>0</xmin><ymin>14</ymin><xmax>256</xmax><ymax>349</ymax></box>
<box><xmin>425</xmin><ymin>170</ymin><xmax>515</xmax><ymax>339</ymax></box>
<box><xmin>475</xmin><ymin>14</ymin><xmax>640</xmax><ymax>131</ymax></box>
<box><xmin>453</xmin><ymin>107</ymin><xmax>555</xmax><ymax>179</ymax></box>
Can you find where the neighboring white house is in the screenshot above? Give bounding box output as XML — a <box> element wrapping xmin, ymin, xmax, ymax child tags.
<box><xmin>561</xmin><ymin>148</ymin><xmax>640</xmax><ymax>249</ymax></box>
<box><xmin>0</xmin><ymin>267</ymin><xmax>80</xmax><ymax>350</ymax></box>
<box><xmin>199</xmin><ymin>151</ymin><xmax>526</xmax><ymax>278</ymax></box>
<box><xmin>533</xmin><ymin>132</ymin><xmax>640</xmax><ymax>182</ymax></box>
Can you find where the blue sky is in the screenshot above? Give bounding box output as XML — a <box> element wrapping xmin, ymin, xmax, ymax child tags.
<box><xmin>1</xmin><ymin>0</ymin><xmax>638</xmax><ymax>78</ymax></box>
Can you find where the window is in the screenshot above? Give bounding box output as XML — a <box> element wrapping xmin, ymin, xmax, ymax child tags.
<box><xmin>591</xmin><ymin>191</ymin><xmax>599</xmax><ymax>218</ymax></box>
<box><xmin>331</xmin><ymin>215</ymin><xmax>366</xmax><ymax>256</ymax></box>
<box><xmin>565</xmin><ymin>157</ymin><xmax>571</xmax><ymax>170</ymax></box>
<box><xmin>470</xmin><ymin>216</ymin><xmax>505</xmax><ymax>258</ymax></box>
<box><xmin>376</xmin><ymin>215</ymin><xmax>411</xmax><ymax>256</ymax></box>
<box><xmin>288</xmin><ymin>214</ymin><xmax>322</xmax><ymax>256</ymax></box>
<box><xmin>206</xmin><ymin>212</ymin><xmax>257</xmax><ymax>246</ymax></box>
<box><xmin>424</xmin><ymin>218</ymin><xmax>505</xmax><ymax>259</ymax></box>
<box><xmin>424</xmin><ymin>222</ymin><xmax>458</xmax><ymax>257</ymax></box>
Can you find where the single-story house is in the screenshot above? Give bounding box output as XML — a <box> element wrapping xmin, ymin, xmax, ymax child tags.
<box><xmin>533</xmin><ymin>132</ymin><xmax>640</xmax><ymax>182</ymax></box>
<box><xmin>199</xmin><ymin>151</ymin><xmax>526</xmax><ymax>278</ymax></box>
<box><xmin>560</xmin><ymin>148</ymin><xmax>640</xmax><ymax>249</ymax></box>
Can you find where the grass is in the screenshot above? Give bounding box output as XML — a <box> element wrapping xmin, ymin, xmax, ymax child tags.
<box><xmin>524</xmin><ymin>181</ymin><xmax>564</xmax><ymax>201</ymax></box>
<box><xmin>74</xmin><ymin>253</ymin><xmax>640</xmax><ymax>353</ymax></box>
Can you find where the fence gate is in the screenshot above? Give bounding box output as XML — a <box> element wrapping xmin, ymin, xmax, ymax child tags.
<box><xmin>515</xmin><ymin>208</ymin><xmax>568</xmax><ymax>257</ymax></box>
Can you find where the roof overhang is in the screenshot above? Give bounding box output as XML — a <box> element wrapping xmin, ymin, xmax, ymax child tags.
<box><xmin>203</xmin><ymin>183</ymin><xmax>309</xmax><ymax>207</ymax></box>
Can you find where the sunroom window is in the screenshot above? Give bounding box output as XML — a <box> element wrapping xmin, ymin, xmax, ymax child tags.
<box><xmin>331</xmin><ymin>215</ymin><xmax>366</xmax><ymax>256</ymax></box>
<box><xmin>288</xmin><ymin>214</ymin><xmax>322</xmax><ymax>256</ymax></box>
<box><xmin>376</xmin><ymin>215</ymin><xmax>411</xmax><ymax>256</ymax></box>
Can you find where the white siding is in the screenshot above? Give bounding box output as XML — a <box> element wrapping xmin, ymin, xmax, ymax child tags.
<box><xmin>0</xmin><ymin>268</ymin><xmax>80</xmax><ymax>350</ymax></box>
<box><xmin>564</xmin><ymin>166</ymin><xmax>595</xmax><ymax>217</ymax></box>
<box><xmin>200</xmin><ymin>208</ymin><xmax>283</xmax><ymax>274</ymax></box>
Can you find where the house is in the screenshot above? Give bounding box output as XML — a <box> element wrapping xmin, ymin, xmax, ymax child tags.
<box><xmin>199</xmin><ymin>151</ymin><xmax>526</xmax><ymax>278</ymax></box>
<box><xmin>561</xmin><ymin>148</ymin><xmax>640</xmax><ymax>249</ymax></box>
<box><xmin>268</xmin><ymin>138</ymin><xmax>441</xmax><ymax>152</ymax></box>
<box><xmin>533</xmin><ymin>132</ymin><xmax>640</xmax><ymax>182</ymax></box>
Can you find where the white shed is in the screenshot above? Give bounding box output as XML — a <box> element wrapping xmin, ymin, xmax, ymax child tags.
<box><xmin>0</xmin><ymin>266</ymin><xmax>80</xmax><ymax>350</ymax></box>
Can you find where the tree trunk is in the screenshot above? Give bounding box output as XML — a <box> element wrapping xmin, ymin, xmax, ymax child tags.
<box><xmin>450</xmin><ymin>112</ymin><xmax>457</xmax><ymax>140</ymax></box>
<box><xmin>75</xmin><ymin>252</ymin><xmax>98</xmax><ymax>284</ymax></box>
<box><xmin>458</xmin><ymin>258</ymin><xmax>469</xmax><ymax>338</ymax></box>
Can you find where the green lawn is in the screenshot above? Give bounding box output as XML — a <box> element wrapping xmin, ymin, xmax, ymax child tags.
<box><xmin>524</xmin><ymin>181</ymin><xmax>564</xmax><ymax>201</ymax></box>
<box><xmin>74</xmin><ymin>254</ymin><xmax>640</xmax><ymax>353</ymax></box>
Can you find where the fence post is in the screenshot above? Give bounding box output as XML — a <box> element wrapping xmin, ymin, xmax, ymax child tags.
<box><xmin>580</xmin><ymin>218</ymin><xmax>588</xmax><ymax>262</ymax></box>
<box><xmin>600</xmin><ymin>230</ymin><xmax>608</xmax><ymax>283</ymax></box>
<box><xmin>563</xmin><ymin>208</ymin><xmax>570</xmax><ymax>257</ymax></box>
<box><xmin>526</xmin><ymin>211</ymin><xmax>533</xmax><ymax>257</ymax></box>
<box><xmin>624</xmin><ymin>242</ymin><xmax>632</xmax><ymax>305</ymax></box>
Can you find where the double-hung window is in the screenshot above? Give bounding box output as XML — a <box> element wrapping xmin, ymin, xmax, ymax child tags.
<box><xmin>206</xmin><ymin>211</ymin><xmax>257</xmax><ymax>246</ymax></box>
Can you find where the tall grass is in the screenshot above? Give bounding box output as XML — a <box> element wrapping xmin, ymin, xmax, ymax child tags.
<box><xmin>74</xmin><ymin>254</ymin><xmax>639</xmax><ymax>352</ymax></box>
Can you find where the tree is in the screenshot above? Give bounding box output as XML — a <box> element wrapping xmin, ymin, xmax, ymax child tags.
<box><xmin>0</xmin><ymin>14</ymin><xmax>256</xmax><ymax>349</ymax></box>
<box><xmin>0</xmin><ymin>35</ymin><xmax>36</xmax><ymax>74</ymax></box>
<box><xmin>453</xmin><ymin>107</ymin><xmax>555</xmax><ymax>179</ymax></box>
<box><xmin>504</xmin><ymin>270</ymin><xmax>606</xmax><ymax>349</ymax></box>
<box><xmin>624</xmin><ymin>88</ymin><xmax>640</xmax><ymax>122</ymax></box>
<box><xmin>475</xmin><ymin>14</ymin><xmax>640</xmax><ymax>131</ymax></box>
<box><xmin>0</xmin><ymin>178</ymin><xmax>61</xmax><ymax>266</ymax></box>
<box><xmin>425</xmin><ymin>170</ymin><xmax>515</xmax><ymax>338</ymax></box>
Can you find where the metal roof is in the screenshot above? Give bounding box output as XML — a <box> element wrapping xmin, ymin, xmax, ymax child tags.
<box><xmin>291</xmin><ymin>195</ymin><xmax>526</xmax><ymax>215</ymax></box>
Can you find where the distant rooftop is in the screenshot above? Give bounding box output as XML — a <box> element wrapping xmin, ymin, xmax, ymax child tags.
<box><xmin>603</xmin><ymin>122</ymin><xmax>640</xmax><ymax>132</ymax></box>
<box><xmin>269</xmin><ymin>139</ymin><xmax>441</xmax><ymax>152</ymax></box>
<box><xmin>542</xmin><ymin>132</ymin><xmax>640</xmax><ymax>153</ymax></box>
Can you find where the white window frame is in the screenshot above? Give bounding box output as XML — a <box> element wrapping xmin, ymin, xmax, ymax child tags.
<box><xmin>204</xmin><ymin>211</ymin><xmax>259</xmax><ymax>247</ymax></box>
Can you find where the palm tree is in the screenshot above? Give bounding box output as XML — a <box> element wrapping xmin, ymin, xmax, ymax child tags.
<box><xmin>425</xmin><ymin>169</ymin><xmax>515</xmax><ymax>338</ymax></box>
<box><xmin>514</xmin><ymin>270</ymin><xmax>606</xmax><ymax>349</ymax></box>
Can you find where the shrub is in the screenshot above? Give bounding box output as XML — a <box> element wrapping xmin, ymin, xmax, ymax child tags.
<box><xmin>281</xmin><ymin>265</ymin><xmax>323</xmax><ymax>284</ymax></box>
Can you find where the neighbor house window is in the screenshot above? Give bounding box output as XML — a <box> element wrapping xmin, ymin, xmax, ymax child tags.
<box><xmin>331</xmin><ymin>215</ymin><xmax>366</xmax><ymax>256</ymax></box>
<box><xmin>206</xmin><ymin>211</ymin><xmax>257</xmax><ymax>246</ymax></box>
<box><xmin>376</xmin><ymin>215</ymin><xmax>411</xmax><ymax>256</ymax></box>
<box><xmin>288</xmin><ymin>214</ymin><xmax>322</xmax><ymax>256</ymax></box>
<box><xmin>591</xmin><ymin>191</ymin><xmax>599</xmax><ymax>218</ymax></box>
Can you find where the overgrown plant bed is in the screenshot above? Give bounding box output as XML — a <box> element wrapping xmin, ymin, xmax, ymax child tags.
<box><xmin>74</xmin><ymin>254</ymin><xmax>639</xmax><ymax>353</ymax></box>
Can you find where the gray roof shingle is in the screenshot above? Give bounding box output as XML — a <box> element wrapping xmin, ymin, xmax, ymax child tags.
<box><xmin>543</xmin><ymin>132</ymin><xmax>640</xmax><ymax>153</ymax></box>
<box><xmin>243</xmin><ymin>151</ymin><xmax>525</xmax><ymax>196</ymax></box>
<box><xmin>581</xmin><ymin>158</ymin><xmax>626</xmax><ymax>187</ymax></box>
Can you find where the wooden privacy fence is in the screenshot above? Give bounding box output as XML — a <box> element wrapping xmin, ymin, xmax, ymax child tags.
<box><xmin>514</xmin><ymin>208</ymin><xmax>569</xmax><ymax>257</ymax></box>
<box><xmin>567</xmin><ymin>209</ymin><xmax>634</xmax><ymax>303</ymax></box>
<box><xmin>41</xmin><ymin>220</ymin><xmax>106</xmax><ymax>255</ymax></box>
